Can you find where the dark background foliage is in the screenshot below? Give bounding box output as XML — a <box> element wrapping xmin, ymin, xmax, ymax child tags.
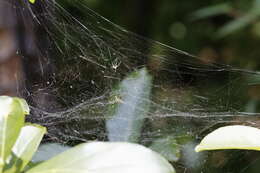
<box><xmin>1</xmin><ymin>0</ymin><xmax>260</xmax><ymax>106</ymax></box>
<box><xmin>82</xmin><ymin>0</ymin><xmax>260</xmax><ymax>113</ymax></box>
<box><xmin>1</xmin><ymin>1</ymin><xmax>260</xmax><ymax>172</ymax></box>
<box><xmin>84</xmin><ymin>0</ymin><xmax>260</xmax><ymax>69</ymax></box>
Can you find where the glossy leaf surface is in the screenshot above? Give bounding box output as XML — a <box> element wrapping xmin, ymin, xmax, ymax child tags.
<box><xmin>0</xmin><ymin>96</ymin><xmax>29</xmax><ymax>169</ymax></box>
<box><xmin>27</xmin><ymin>142</ymin><xmax>175</xmax><ymax>173</ymax></box>
<box><xmin>4</xmin><ymin>124</ymin><xmax>46</xmax><ymax>173</ymax></box>
<box><xmin>195</xmin><ymin>125</ymin><xmax>260</xmax><ymax>152</ymax></box>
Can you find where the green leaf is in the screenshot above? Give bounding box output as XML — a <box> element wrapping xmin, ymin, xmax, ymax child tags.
<box><xmin>4</xmin><ymin>124</ymin><xmax>46</xmax><ymax>173</ymax></box>
<box><xmin>191</xmin><ymin>3</ymin><xmax>231</xmax><ymax>21</ymax></box>
<box><xmin>26</xmin><ymin>142</ymin><xmax>175</xmax><ymax>173</ymax></box>
<box><xmin>195</xmin><ymin>125</ymin><xmax>260</xmax><ymax>152</ymax></box>
<box><xmin>29</xmin><ymin>0</ymin><xmax>36</xmax><ymax>4</ymax></box>
<box><xmin>216</xmin><ymin>13</ymin><xmax>257</xmax><ymax>38</ymax></box>
<box><xmin>106</xmin><ymin>68</ymin><xmax>152</xmax><ymax>142</ymax></box>
<box><xmin>16</xmin><ymin>99</ymin><xmax>30</xmax><ymax>115</ymax></box>
<box><xmin>216</xmin><ymin>0</ymin><xmax>260</xmax><ymax>38</ymax></box>
<box><xmin>0</xmin><ymin>96</ymin><xmax>29</xmax><ymax>170</ymax></box>
<box><xmin>150</xmin><ymin>137</ymin><xmax>181</xmax><ymax>162</ymax></box>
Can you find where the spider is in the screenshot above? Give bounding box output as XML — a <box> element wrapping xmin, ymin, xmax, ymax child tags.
<box><xmin>111</xmin><ymin>60</ymin><xmax>121</xmax><ymax>72</ymax></box>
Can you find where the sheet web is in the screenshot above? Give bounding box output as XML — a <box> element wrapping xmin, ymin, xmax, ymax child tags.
<box><xmin>9</xmin><ymin>0</ymin><xmax>260</xmax><ymax>172</ymax></box>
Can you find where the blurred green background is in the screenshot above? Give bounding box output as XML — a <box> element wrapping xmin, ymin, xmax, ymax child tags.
<box><xmin>2</xmin><ymin>1</ymin><xmax>260</xmax><ymax>172</ymax></box>
<box><xmin>84</xmin><ymin>0</ymin><xmax>260</xmax><ymax>70</ymax></box>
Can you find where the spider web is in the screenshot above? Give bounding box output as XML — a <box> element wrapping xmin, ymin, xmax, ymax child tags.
<box><xmin>6</xmin><ymin>0</ymin><xmax>260</xmax><ymax>172</ymax></box>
